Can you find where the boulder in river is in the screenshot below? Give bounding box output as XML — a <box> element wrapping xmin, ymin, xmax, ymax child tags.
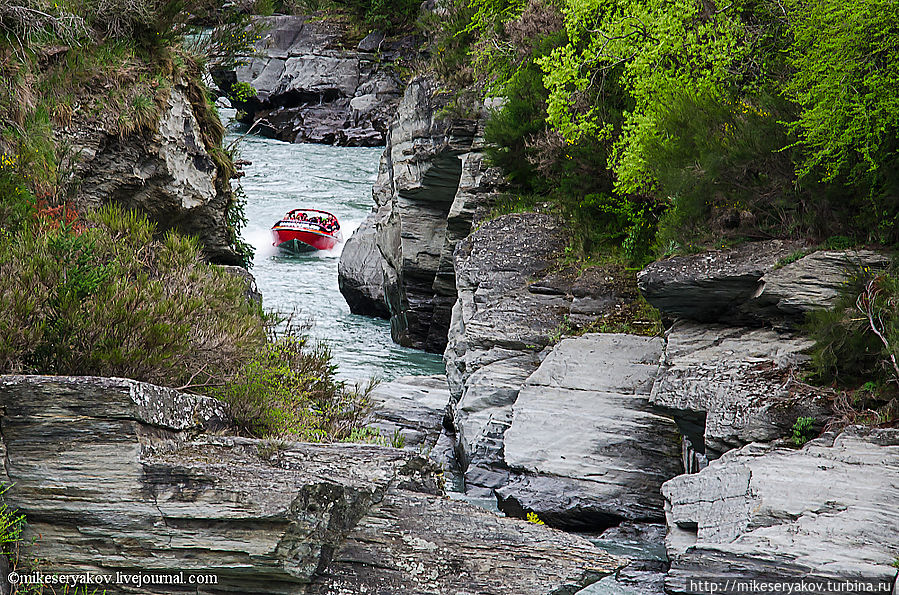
<box><xmin>337</xmin><ymin>210</ymin><xmax>390</xmax><ymax>318</ymax></box>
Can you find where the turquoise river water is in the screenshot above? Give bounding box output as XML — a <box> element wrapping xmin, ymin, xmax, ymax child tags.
<box><xmin>225</xmin><ymin>124</ymin><xmax>444</xmax><ymax>382</ymax></box>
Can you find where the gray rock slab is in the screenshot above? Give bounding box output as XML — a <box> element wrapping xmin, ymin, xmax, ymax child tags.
<box><xmin>0</xmin><ymin>374</ymin><xmax>626</xmax><ymax>594</ymax></box>
<box><xmin>651</xmin><ymin>321</ymin><xmax>832</xmax><ymax>457</ymax></box>
<box><xmin>661</xmin><ymin>426</ymin><xmax>899</xmax><ymax>590</ymax></box>
<box><xmin>222</xmin><ymin>15</ymin><xmax>408</xmax><ymax>147</ymax></box>
<box><xmin>637</xmin><ymin>240</ymin><xmax>799</xmax><ymax>323</ymax></box>
<box><xmin>498</xmin><ymin>334</ymin><xmax>682</xmax><ymax>529</ymax></box>
<box><xmin>367</xmin><ymin>374</ymin><xmax>450</xmax><ymax>450</ymax></box>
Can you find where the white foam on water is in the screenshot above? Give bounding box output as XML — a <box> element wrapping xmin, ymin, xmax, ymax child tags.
<box><xmin>320</xmin><ymin>218</ymin><xmax>361</xmax><ymax>258</ymax></box>
<box><xmin>247</xmin><ymin>225</ymin><xmax>278</xmax><ymax>261</ymax></box>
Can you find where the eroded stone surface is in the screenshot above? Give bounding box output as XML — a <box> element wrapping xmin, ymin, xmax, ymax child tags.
<box><xmin>661</xmin><ymin>427</ymin><xmax>899</xmax><ymax>591</ymax></box>
<box><xmin>0</xmin><ymin>375</ymin><xmax>619</xmax><ymax>594</ymax></box>
<box><xmin>651</xmin><ymin>321</ymin><xmax>832</xmax><ymax>458</ymax></box>
<box><xmin>498</xmin><ymin>334</ymin><xmax>682</xmax><ymax>529</ymax></box>
<box><xmin>69</xmin><ymin>86</ymin><xmax>241</xmax><ymax>264</ymax></box>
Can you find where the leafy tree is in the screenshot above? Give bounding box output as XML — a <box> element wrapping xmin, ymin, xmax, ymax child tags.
<box><xmin>539</xmin><ymin>0</ymin><xmax>752</xmax><ymax>194</ymax></box>
<box><xmin>785</xmin><ymin>0</ymin><xmax>899</xmax><ymax>183</ymax></box>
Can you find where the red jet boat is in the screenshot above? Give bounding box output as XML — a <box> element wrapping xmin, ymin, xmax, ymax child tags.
<box><xmin>271</xmin><ymin>209</ymin><xmax>342</xmax><ymax>253</ymax></box>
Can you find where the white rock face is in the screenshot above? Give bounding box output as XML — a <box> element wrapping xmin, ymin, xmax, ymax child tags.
<box><xmin>662</xmin><ymin>427</ymin><xmax>899</xmax><ymax>591</ymax></box>
<box><xmin>68</xmin><ymin>85</ymin><xmax>239</xmax><ymax>264</ymax></box>
<box><xmin>156</xmin><ymin>88</ymin><xmax>218</xmax><ymax>209</ymax></box>
<box><xmin>498</xmin><ymin>334</ymin><xmax>682</xmax><ymax>528</ymax></box>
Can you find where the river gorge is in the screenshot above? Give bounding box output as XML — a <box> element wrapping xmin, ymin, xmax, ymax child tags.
<box><xmin>0</xmin><ymin>6</ymin><xmax>897</xmax><ymax>595</ymax></box>
<box><xmin>226</xmin><ymin>120</ymin><xmax>444</xmax><ymax>381</ymax></box>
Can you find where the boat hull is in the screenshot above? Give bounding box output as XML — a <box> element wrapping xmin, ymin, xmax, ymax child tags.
<box><xmin>272</xmin><ymin>227</ymin><xmax>340</xmax><ymax>252</ymax></box>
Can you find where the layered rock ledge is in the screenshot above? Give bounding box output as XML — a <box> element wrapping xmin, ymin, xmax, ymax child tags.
<box><xmin>0</xmin><ymin>375</ymin><xmax>621</xmax><ymax>594</ymax></box>
<box><xmin>662</xmin><ymin>426</ymin><xmax>899</xmax><ymax>591</ymax></box>
<box><xmin>638</xmin><ymin>242</ymin><xmax>890</xmax><ymax>327</ymax></box>
<box><xmin>338</xmin><ymin>76</ymin><xmax>499</xmax><ymax>352</ymax></box>
<box><xmin>216</xmin><ymin>16</ymin><xmax>415</xmax><ymax>146</ymax></box>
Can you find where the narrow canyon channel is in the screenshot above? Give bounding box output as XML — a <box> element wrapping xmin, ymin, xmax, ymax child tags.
<box><xmin>226</xmin><ymin>118</ymin><xmax>444</xmax><ymax>382</ymax></box>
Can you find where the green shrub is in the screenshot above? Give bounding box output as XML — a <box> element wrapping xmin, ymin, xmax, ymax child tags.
<box><xmin>212</xmin><ymin>335</ymin><xmax>377</xmax><ymax>441</ymax></box>
<box><xmin>790</xmin><ymin>416</ymin><xmax>816</xmax><ymax>446</ymax></box>
<box><xmin>0</xmin><ymin>205</ymin><xmax>266</xmax><ymax>387</ymax></box>
<box><xmin>807</xmin><ymin>268</ymin><xmax>899</xmax><ymax>387</ymax></box>
<box><xmin>0</xmin><ymin>486</ymin><xmax>25</xmax><ymax>559</ymax></box>
<box><xmin>785</xmin><ymin>0</ymin><xmax>899</xmax><ymax>184</ymax></box>
<box><xmin>229</xmin><ymin>81</ymin><xmax>258</xmax><ymax>104</ymax></box>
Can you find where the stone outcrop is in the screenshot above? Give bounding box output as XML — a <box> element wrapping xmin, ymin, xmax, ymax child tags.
<box><xmin>444</xmin><ymin>212</ymin><xmax>569</xmax><ymax>493</ymax></box>
<box><xmin>366</xmin><ymin>374</ymin><xmax>450</xmax><ymax>451</ymax></box>
<box><xmin>66</xmin><ymin>85</ymin><xmax>242</xmax><ymax>264</ymax></box>
<box><xmin>216</xmin><ymin>16</ymin><xmax>416</xmax><ymax>146</ymax></box>
<box><xmin>442</xmin><ymin>212</ymin><xmax>678</xmax><ymax>507</ymax></box>
<box><xmin>638</xmin><ymin>242</ymin><xmax>890</xmax><ymax>326</ymax></box>
<box><xmin>0</xmin><ymin>375</ymin><xmax>621</xmax><ymax>594</ymax></box>
<box><xmin>307</xmin><ymin>487</ymin><xmax>620</xmax><ymax>595</ymax></box>
<box><xmin>337</xmin><ymin>210</ymin><xmax>390</xmax><ymax>318</ymax></box>
<box><xmin>338</xmin><ymin>76</ymin><xmax>495</xmax><ymax>352</ymax></box>
<box><xmin>651</xmin><ymin>321</ymin><xmax>832</xmax><ymax>460</ymax></box>
<box><xmin>662</xmin><ymin>426</ymin><xmax>899</xmax><ymax>591</ymax></box>
<box><xmin>498</xmin><ymin>334</ymin><xmax>683</xmax><ymax>530</ymax></box>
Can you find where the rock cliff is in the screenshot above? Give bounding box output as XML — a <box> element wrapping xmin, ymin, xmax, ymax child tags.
<box><xmin>436</xmin><ymin>220</ymin><xmax>897</xmax><ymax>589</ymax></box>
<box><xmin>65</xmin><ymin>84</ymin><xmax>243</xmax><ymax>265</ymax></box>
<box><xmin>0</xmin><ymin>375</ymin><xmax>622</xmax><ymax>594</ymax></box>
<box><xmin>215</xmin><ymin>16</ymin><xmax>416</xmax><ymax>147</ymax></box>
<box><xmin>442</xmin><ymin>212</ymin><xmax>685</xmax><ymax>531</ymax></box>
<box><xmin>338</xmin><ymin>76</ymin><xmax>501</xmax><ymax>352</ymax></box>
